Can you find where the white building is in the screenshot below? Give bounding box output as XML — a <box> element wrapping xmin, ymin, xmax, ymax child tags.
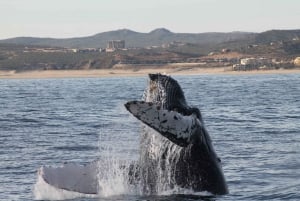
<box><xmin>106</xmin><ymin>40</ymin><xmax>125</xmax><ymax>51</ymax></box>
<box><xmin>240</xmin><ymin>57</ymin><xmax>271</xmax><ymax>66</ymax></box>
<box><xmin>294</xmin><ymin>57</ymin><xmax>300</xmax><ymax>66</ymax></box>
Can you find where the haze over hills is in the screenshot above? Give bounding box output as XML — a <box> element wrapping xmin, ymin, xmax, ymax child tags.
<box><xmin>0</xmin><ymin>28</ymin><xmax>256</xmax><ymax>48</ymax></box>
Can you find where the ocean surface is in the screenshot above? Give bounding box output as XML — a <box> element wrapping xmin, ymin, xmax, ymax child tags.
<box><xmin>0</xmin><ymin>73</ymin><xmax>300</xmax><ymax>201</ymax></box>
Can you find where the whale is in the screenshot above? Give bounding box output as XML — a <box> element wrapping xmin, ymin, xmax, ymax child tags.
<box><xmin>36</xmin><ymin>73</ymin><xmax>228</xmax><ymax>196</ymax></box>
<box><xmin>124</xmin><ymin>73</ymin><xmax>228</xmax><ymax>195</ymax></box>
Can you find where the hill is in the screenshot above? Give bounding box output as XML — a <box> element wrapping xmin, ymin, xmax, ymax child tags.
<box><xmin>0</xmin><ymin>28</ymin><xmax>299</xmax><ymax>72</ymax></box>
<box><xmin>0</xmin><ymin>28</ymin><xmax>253</xmax><ymax>48</ymax></box>
<box><xmin>254</xmin><ymin>29</ymin><xmax>300</xmax><ymax>44</ymax></box>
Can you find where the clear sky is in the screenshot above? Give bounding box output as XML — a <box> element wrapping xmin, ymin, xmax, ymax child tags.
<box><xmin>0</xmin><ymin>0</ymin><xmax>299</xmax><ymax>39</ymax></box>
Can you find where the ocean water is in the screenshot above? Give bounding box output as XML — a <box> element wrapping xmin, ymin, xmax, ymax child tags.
<box><xmin>0</xmin><ymin>73</ymin><xmax>300</xmax><ymax>201</ymax></box>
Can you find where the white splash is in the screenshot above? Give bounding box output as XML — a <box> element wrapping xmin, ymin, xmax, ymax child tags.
<box><xmin>139</xmin><ymin>125</ymin><xmax>185</xmax><ymax>194</ymax></box>
<box><xmin>96</xmin><ymin>158</ymin><xmax>138</xmax><ymax>197</ymax></box>
<box><xmin>96</xmin><ymin>127</ymin><xmax>140</xmax><ymax>197</ymax></box>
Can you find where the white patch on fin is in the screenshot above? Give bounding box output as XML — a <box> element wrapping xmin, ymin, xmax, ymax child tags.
<box><xmin>125</xmin><ymin>101</ymin><xmax>200</xmax><ymax>146</ymax></box>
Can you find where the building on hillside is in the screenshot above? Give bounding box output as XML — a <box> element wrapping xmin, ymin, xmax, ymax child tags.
<box><xmin>106</xmin><ymin>40</ymin><xmax>125</xmax><ymax>51</ymax></box>
<box><xmin>294</xmin><ymin>57</ymin><xmax>300</xmax><ymax>67</ymax></box>
<box><xmin>233</xmin><ymin>57</ymin><xmax>273</xmax><ymax>71</ymax></box>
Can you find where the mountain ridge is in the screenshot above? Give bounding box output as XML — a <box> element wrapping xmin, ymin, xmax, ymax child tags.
<box><xmin>0</xmin><ymin>28</ymin><xmax>299</xmax><ymax>50</ymax></box>
<box><xmin>0</xmin><ymin>28</ymin><xmax>254</xmax><ymax>48</ymax></box>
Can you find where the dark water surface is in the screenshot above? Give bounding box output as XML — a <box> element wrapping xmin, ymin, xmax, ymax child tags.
<box><xmin>0</xmin><ymin>74</ymin><xmax>299</xmax><ymax>200</ymax></box>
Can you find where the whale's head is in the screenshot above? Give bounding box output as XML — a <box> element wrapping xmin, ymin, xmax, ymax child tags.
<box><xmin>142</xmin><ymin>73</ymin><xmax>200</xmax><ymax>118</ymax></box>
<box><xmin>126</xmin><ymin>74</ymin><xmax>203</xmax><ymax>147</ymax></box>
<box><xmin>143</xmin><ymin>74</ymin><xmax>186</xmax><ymax>108</ymax></box>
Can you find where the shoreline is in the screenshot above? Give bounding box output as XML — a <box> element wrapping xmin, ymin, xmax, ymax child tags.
<box><xmin>1</xmin><ymin>67</ymin><xmax>300</xmax><ymax>79</ymax></box>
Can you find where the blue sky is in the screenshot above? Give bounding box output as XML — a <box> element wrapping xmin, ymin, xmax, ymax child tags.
<box><xmin>0</xmin><ymin>0</ymin><xmax>299</xmax><ymax>39</ymax></box>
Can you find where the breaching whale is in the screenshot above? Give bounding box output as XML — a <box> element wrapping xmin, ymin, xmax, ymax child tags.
<box><xmin>124</xmin><ymin>73</ymin><xmax>228</xmax><ymax>195</ymax></box>
<box><xmin>36</xmin><ymin>73</ymin><xmax>228</xmax><ymax>196</ymax></box>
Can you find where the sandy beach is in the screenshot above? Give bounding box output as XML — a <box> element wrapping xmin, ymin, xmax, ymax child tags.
<box><xmin>1</xmin><ymin>67</ymin><xmax>300</xmax><ymax>79</ymax></box>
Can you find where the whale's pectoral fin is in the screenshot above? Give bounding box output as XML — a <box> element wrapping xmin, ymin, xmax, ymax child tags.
<box><xmin>38</xmin><ymin>161</ymin><xmax>139</xmax><ymax>195</ymax></box>
<box><xmin>39</xmin><ymin>162</ymin><xmax>99</xmax><ymax>194</ymax></box>
<box><xmin>125</xmin><ymin>101</ymin><xmax>200</xmax><ymax>147</ymax></box>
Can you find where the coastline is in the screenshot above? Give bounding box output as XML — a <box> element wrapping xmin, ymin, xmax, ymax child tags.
<box><xmin>1</xmin><ymin>67</ymin><xmax>300</xmax><ymax>79</ymax></box>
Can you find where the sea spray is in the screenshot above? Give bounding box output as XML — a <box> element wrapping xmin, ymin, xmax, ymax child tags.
<box><xmin>96</xmin><ymin>158</ymin><xmax>132</xmax><ymax>196</ymax></box>
<box><xmin>139</xmin><ymin>126</ymin><xmax>184</xmax><ymax>195</ymax></box>
<box><xmin>96</xmin><ymin>124</ymin><xmax>186</xmax><ymax>196</ymax></box>
<box><xmin>97</xmin><ymin>126</ymin><xmax>140</xmax><ymax>197</ymax></box>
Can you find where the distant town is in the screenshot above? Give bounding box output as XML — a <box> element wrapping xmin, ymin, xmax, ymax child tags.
<box><xmin>0</xmin><ymin>28</ymin><xmax>299</xmax><ymax>72</ymax></box>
